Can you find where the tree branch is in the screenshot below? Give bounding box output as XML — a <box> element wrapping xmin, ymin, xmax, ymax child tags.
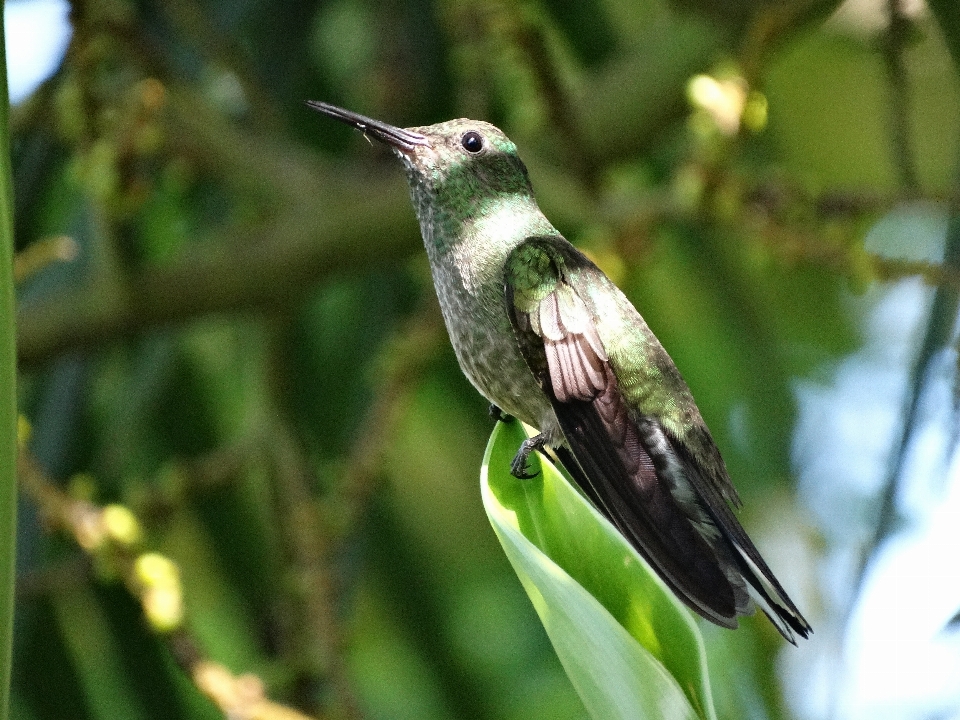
<box><xmin>16</xmin><ymin>188</ymin><xmax>419</xmax><ymax>369</ymax></box>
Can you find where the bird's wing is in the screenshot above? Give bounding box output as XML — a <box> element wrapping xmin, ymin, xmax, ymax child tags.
<box><xmin>504</xmin><ymin>236</ymin><xmax>811</xmax><ymax>641</ymax></box>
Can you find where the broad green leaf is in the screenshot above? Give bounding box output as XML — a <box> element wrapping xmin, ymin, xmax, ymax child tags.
<box><xmin>481</xmin><ymin>420</ymin><xmax>716</xmax><ymax>720</ymax></box>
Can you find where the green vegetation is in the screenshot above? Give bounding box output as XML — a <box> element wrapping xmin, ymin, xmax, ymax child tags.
<box><xmin>8</xmin><ymin>0</ymin><xmax>960</xmax><ymax>719</ymax></box>
<box><xmin>0</xmin><ymin>10</ymin><xmax>18</xmax><ymax>720</ymax></box>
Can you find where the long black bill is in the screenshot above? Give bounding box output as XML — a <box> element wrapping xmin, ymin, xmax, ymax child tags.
<box><xmin>305</xmin><ymin>101</ymin><xmax>429</xmax><ymax>152</ymax></box>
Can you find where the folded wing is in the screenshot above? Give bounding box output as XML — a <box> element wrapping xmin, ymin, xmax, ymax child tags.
<box><xmin>504</xmin><ymin>237</ymin><xmax>811</xmax><ymax>642</ymax></box>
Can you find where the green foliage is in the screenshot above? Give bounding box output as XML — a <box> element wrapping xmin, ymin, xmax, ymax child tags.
<box><xmin>0</xmin><ymin>11</ymin><xmax>17</xmax><ymax>720</ymax></box>
<box><xmin>482</xmin><ymin>420</ymin><xmax>713</xmax><ymax>720</ymax></box>
<box><xmin>9</xmin><ymin>0</ymin><xmax>960</xmax><ymax>718</ymax></box>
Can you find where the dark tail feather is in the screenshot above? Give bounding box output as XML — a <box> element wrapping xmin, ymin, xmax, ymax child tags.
<box><xmin>547</xmin><ymin>385</ymin><xmax>811</xmax><ymax>641</ymax></box>
<box><xmin>548</xmin><ymin>382</ymin><xmax>741</xmax><ymax>629</ymax></box>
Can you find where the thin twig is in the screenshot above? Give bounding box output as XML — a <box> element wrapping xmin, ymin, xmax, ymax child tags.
<box><xmin>265</xmin><ymin>408</ymin><xmax>359</xmax><ymax>719</ymax></box>
<box><xmin>335</xmin><ymin>304</ymin><xmax>445</xmax><ymax>531</ymax></box>
<box><xmin>263</xmin><ymin>315</ymin><xmax>365</xmax><ymax>719</ymax></box>
<box><xmin>843</xmin><ymin>0</ymin><xmax>949</xmax><ymax>613</ymax></box>
<box><xmin>882</xmin><ymin>0</ymin><xmax>920</xmax><ymax>192</ymax></box>
<box><xmin>508</xmin><ymin>13</ymin><xmax>601</xmax><ymax>193</ymax></box>
<box><xmin>17</xmin><ymin>448</ymin><xmax>322</xmax><ymax>720</ymax></box>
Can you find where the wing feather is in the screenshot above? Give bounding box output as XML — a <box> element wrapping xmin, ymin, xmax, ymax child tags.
<box><xmin>504</xmin><ymin>236</ymin><xmax>811</xmax><ymax>641</ymax></box>
<box><xmin>538</xmin><ymin>292</ymin><xmax>563</xmax><ymax>341</ymax></box>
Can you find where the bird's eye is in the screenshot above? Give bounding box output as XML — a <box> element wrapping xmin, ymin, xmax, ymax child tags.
<box><xmin>461</xmin><ymin>131</ymin><xmax>484</xmax><ymax>154</ymax></box>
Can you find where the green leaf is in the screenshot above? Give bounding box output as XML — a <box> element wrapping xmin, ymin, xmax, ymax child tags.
<box><xmin>481</xmin><ymin>421</ymin><xmax>716</xmax><ymax>720</ymax></box>
<box><xmin>0</xmin><ymin>10</ymin><xmax>17</xmax><ymax>720</ymax></box>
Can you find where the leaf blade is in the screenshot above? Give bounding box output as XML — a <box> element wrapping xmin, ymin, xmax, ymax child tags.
<box><xmin>481</xmin><ymin>420</ymin><xmax>717</xmax><ymax>720</ymax></box>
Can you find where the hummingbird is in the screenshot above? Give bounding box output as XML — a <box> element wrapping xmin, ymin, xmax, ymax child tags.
<box><xmin>307</xmin><ymin>100</ymin><xmax>812</xmax><ymax>643</ymax></box>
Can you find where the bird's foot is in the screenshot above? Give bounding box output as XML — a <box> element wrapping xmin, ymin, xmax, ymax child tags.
<box><xmin>489</xmin><ymin>404</ymin><xmax>514</xmax><ymax>423</ymax></box>
<box><xmin>510</xmin><ymin>434</ymin><xmax>546</xmax><ymax>479</ymax></box>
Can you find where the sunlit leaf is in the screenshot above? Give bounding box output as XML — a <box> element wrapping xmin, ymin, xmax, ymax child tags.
<box><xmin>481</xmin><ymin>420</ymin><xmax>716</xmax><ymax>720</ymax></box>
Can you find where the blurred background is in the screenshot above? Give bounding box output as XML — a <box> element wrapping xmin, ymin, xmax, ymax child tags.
<box><xmin>7</xmin><ymin>0</ymin><xmax>960</xmax><ymax>718</ymax></box>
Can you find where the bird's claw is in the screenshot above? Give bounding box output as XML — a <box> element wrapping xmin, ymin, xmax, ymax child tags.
<box><xmin>510</xmin><ymin>434</ymin><xmax>546</xmax><ymax>479</ymax></box>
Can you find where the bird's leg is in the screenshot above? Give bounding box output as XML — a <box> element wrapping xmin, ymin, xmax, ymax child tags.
<box><xmin>489</xmin><ymin>404</ymin><xmax>514</xmax><ymax>423</ymax></box>
<box><xmin>492</xmin><ymin>405</ymin><xmax>542</xmax><ymax>478</ymax></box>
<box><xmin>510</xmin><ymin>434</ymin><xmax>546</xmax><ymax>479</ymax></box>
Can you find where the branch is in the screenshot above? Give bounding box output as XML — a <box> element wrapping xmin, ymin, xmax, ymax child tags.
<box><xmin>15</xmin><ymin>193</ymin><xmax>420</xmax><ymax>370</ymax></box>
<box><xmin>882</xmin><ymin>0</ymin><xmax>920</xmax><ymax>192</ymax></box>
<box><xmin>17</xmin><ymin>445</ymin><xmax>321</xmax><ymax>720</ymax></box>
<box><xmin>259</xmin><ymin>388</ymin><xmax>361</xmax><ymax>719</ymax></box>
<box><xmin>335</xmin><ymin>305</ymin><xmax>445</xmax><ymax>531</ymax></box>
<box><xmin>507</xmin><ymin>10</ymin><xmax>602</xmax><ymax>192</ymax></box>
<box><xmin>16</xmin><ymin>86</ymin><xmax>423</xmax><ymax>370</ymax></box>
